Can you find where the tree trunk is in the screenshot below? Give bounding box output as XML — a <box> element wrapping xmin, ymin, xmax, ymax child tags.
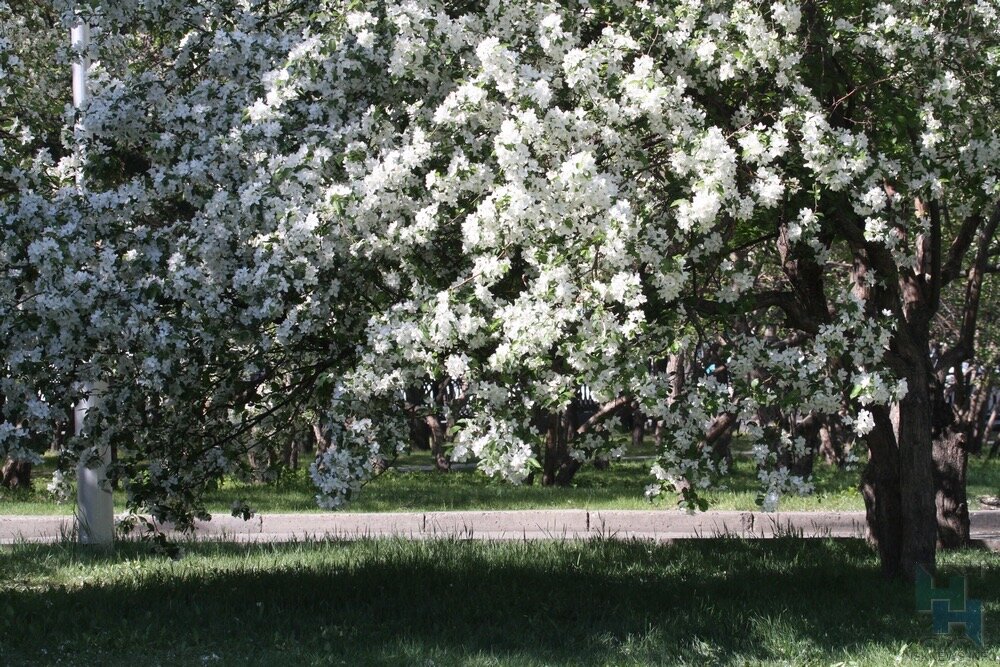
<box><xmin>542</xmin><ymin>408</ymin><xmax>581</xmax><ymax>487</ymax></box>
<box><xmin>1</xmin><ymin>458</ymin><xmax>33</xmax><ymax>490</ymax></box>
<box><xmin>312</xmin><ymin>421</ymin><xmax>331</xmax><ymax>455</ymax></box>
<box><xmin>425</xmin><ymin>415</ymin><xmax>451</xmax><ymax>471</ymax></box>
<box><xmin>818</xmin><ymin>419</ymin><xmax>839</xmax><ymax>466</ymax></box>
<box><xmin>789</xmin><ymin>414</ymin><xmax>820</xmax><ymax>478</ymax></box>
<box><xmin>894</xmin><ymin>366</ymin><xmax>939</xmax><ymax>580</ymax></box>
<box><xmin>988</xmin><ymin>400</ymin><xmax>1000</xmax><ymax>457</ymax></box>
<box><xmin>408</xmin><ymin>417</ymin><xmax>431</xmax><ymax>451</ymax></box>
<box><xmin>933</xmin><ymin>429</ymin><xmax>970</xmax><ymax>548</ymax></box>
<box><xmin>848</xmin><ymin>242</ymin><xmax>939</xmax><ymax>580</ymax></box>
<box><xmin>285</xmin><ymin>431</ymin><xmax>300</xmax><ymax>470</ymax></box>
<box><xmin>860</xmin><ymin>406</ymin><xmax>904</xmax><ymax>579</ymax></box>
<box><xmin>966</xmin><ymin>378</ymin><xmax>990</xmax><ymax>455</ymax></box>
<box><xmin>631</xmin><ymin>403</ymin><xmax>645</xmax><ymax>450</ymax></box>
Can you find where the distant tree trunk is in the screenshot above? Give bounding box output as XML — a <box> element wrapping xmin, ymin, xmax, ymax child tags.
<box><xmin>48</xmin><ymin>418</ymin><xmax>68</xmax><ymax>456</ymax></box>
<box><xmin>404</xmin><ymin>385</ymin><xmax>431</xmax><ymax>451</ymax></box>
<box><xmin>284</xmin><ymin>428</ymin><xmax>300</xmax><ymax>470</ymax></box>
<box><xmin>788</xmin><ymin>413</ymin><xmax>821</xmax><ymax>478</ymax></box>
<box><xmin>655</xmin><ymin>353</ymin><xmax>687</xmax><ymax>450</ymax></box>
<box><xmin>408</xmin><ymin>414</ymin><xmax>431</xmax><ymax>451</ymax></box>
<box><xmin>966</xmin><ymin>378</ymin><xmax>991</xmax><ymax>455</ymax></box>
<box><xmin>541</xmin><ymin>407</ymin><xmax>581</xmax><ymax>487</ymax></box>
<box><xmin>312</xmin><ymin>421</ymin><xmax>331</xmax><ymax>455</ymax></box>
<box><xmin>1</xmin><ymin>458</ymin><xmax>33</xmax><ymax>490</ymax></box>
<box><xmin>987</xmin><ymin>401</ymin><xmax>1000</xmax><ymax>458</ymax></box>
<box><xmin>425</xmin><ymin>414</ymin><xmax>451</xmax><ymax>471</ymax></box>
<box><xmin>819</xmin><ymin>417</ymin><xmax>847</xmax><ymax>466</ymax></box>
<box><xmin>704</xmin><ymin>413</ymin><xmax>736</xmax><ymax>468</ymax></box>
<box><xmin>630</xmin><ymin>402</ymin><xmax>645</xmax><ymax>450</ymax></box>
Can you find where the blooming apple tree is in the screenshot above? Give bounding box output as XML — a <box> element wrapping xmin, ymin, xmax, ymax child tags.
<box><xmin>3</xmin><ymin>0</ymin><xmax>999</xmax><ymax>577</ymax></box>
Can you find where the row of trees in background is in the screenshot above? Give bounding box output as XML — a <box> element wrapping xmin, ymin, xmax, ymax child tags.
<box><xmin>2</xmin><ymin>0</ymin><xmax>1000</xmax><ymax>580</ymax></box>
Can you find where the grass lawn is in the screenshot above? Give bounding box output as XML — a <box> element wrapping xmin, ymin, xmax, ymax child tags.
<box><xmin>3</xmin><ymin>452</ymin><xmax>998</xmax><ymax>517</ymax></box>
<box><xmin>1</xmin><ymin>537</ymin><xmax>997</xmax><ymax>665</ymax></box>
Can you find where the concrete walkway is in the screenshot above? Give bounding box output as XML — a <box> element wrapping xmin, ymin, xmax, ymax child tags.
<box><xmin>3</xmin><ymin>510</ymin><xmax>1000</xmax><ymax>546</ymax></box>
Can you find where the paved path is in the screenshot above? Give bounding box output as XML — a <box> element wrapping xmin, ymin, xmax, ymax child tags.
<box><xmin>3</xmin><ymin>510</ymin><xmax>1000</xmax><ymax>546</ymax></box>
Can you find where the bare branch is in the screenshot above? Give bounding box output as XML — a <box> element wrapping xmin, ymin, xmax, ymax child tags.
<box><xmin>574</xmin><ymin>396</ymin><xmax>630</xmax><ymax>437</ymax></box>
<box><xmin>941</xmin><ymin>207</ymin><xmax>991</xmax><ymax>285</ymax></box>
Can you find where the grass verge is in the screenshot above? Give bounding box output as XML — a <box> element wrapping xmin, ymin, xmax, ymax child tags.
<box><xmin>1</xmin><ymin>538</ymin><xmax>997</xmax><ymax>665</ymax></box>
<box><xmin>2</xmin><ymin>454</ymin><xmax>998</xmax><ymax>516</ymax></box>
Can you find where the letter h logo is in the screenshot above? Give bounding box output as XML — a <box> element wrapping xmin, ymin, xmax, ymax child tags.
<box><xmin>916</xmin><ymin>566</ymin><xmax>983</xmax><ymax>646</ymax></box>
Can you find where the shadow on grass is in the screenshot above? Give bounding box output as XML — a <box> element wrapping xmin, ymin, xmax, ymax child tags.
<box><xmin>2</xmin><ymin>538</ymin><xmax>997</xmax><ymax>665</ymax></box>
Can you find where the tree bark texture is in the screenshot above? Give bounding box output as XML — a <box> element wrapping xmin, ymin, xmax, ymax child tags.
<box><xmin>859</xmin><ymin>406</ymin><xmax>904</xmax><ymax>579</ymax></box>
<box><xmin>932</xmin><ymin>429</ymin><xmax>970</xmax><ymax>548</ymax></box>
<box><xmin>1</xmin><ymin>458</ymin><xmax>33</xmax><ymax>490</ymax></box>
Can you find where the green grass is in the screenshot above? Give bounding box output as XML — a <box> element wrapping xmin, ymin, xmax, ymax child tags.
<box><xmin>3</xmin><ymin>452</ymin><xmax>999</xmax><ymax>516</ymax></box>
<box><xmin>1</xmin><ymin>537</ymin><xmax>998</xmax><ymax>665</ymax></box>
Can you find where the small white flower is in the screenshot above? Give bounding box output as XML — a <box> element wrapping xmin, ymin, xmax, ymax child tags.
<box><xmin>854</xmin><ymin>409</ymin><xmax>875</xmax><ymax>436</ymax></box>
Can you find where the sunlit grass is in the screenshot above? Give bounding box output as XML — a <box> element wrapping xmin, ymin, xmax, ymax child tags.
<box><xmin>3</xmin><ymin>449</ymin><xmax>998</xmax><ymax>516</ymax></box>
<box><xmin>1</xmin><ymin>537</ymin><xmax>997</xmax><ymax>665</ymax></box>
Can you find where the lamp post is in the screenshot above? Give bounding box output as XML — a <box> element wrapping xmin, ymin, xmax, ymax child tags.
<box><xmin>71</xmin><ymin>20</ymin><xmax>114</xmax><ymax>546</ymax></box>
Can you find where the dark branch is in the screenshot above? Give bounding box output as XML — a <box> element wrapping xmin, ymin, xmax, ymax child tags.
<box><xmin>574</xmin><ymin>396</ymin><xmax>630</xmax><ymax>437</ymax></box>
<box><xmin>941</xmin><ymin>207</ymin><xmax>991</xmax><ymax>286</ymax></box>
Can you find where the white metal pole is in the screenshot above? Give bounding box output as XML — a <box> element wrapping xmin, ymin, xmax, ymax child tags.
<box><xmin>71</xmin><ymin>20</ymin><xmax>114</xmax><ymax>546</ymax></box>
<box><xmin>75</xmin><ymin>385</ymin><xmax>114</xmax><ymax>545</ymax></box>
<box><xmin>71</xmin><ymin>22</ymin><xmax>89</xmax><ymax>194</ymax></box>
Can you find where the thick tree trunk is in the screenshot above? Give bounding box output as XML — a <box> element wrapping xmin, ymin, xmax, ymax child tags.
<box><xmin>408</xmin><ymin>417</ymin><xmax>431</xmax><ymax>451</ymax></box>
<box><xmin>1</xmin><ymin>458</ymin><xmax>33</xmax><ymax>490</ymax></box>
<box><xmin>933</xmin><ymin>429</ymin><xmax>970</xmax><ymax>548</ymax></box>
<box><xmin>860</xmin><ymin>406</ymin><xmax>904</xmax><ymax>579</ymax></box>
<box><xmin>895</xmin><ymin>366</ymin><xmax>940</xmax><ymax>579</ymax></box>
<box><xmin>847</xmin><ymin>240</ymin><xmax>939</xmax><ymax>580</ymax></box>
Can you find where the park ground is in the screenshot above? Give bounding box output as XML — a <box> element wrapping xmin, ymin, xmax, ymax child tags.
<box><xmin>0</xmin><ymin>455</ymin><xmax>1000</xmax><ymax>667</ymax></box>
<box><xmin>3</xmin><ymin>452</ymin><xmax>999</xmax><ymax>665</ymax></box>
<box><xmin>2</xmin><ymin>449</ymin><xmax>1000</xmax><ymax>516</ymax></box>
<box><xmin>1</xmin><ymin>537</ymin><xmax>999</xmax><ymax>665</ymax></box>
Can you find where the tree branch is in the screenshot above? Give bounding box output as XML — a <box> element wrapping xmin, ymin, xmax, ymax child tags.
<box><xmin>926</xmin><ymin>198</ymin><xmax>943</xmax><ymax>313</ymax></box>
<box><xmin>938</xmin><ymin>202</ymin><xmax>1000</xmax><ymax>371</ymax></box>
<box><xmin>574</xmin><ymin>396</ymin><xmax>630</xmax><ymax>437</ymax></box>
<box><xmin>688</xmin><ymin>290</ymin><xmax>821</xmax><ymax>334</ymax></box>
<box><xmin>941</xmin><ymin>207</ymin><xmax>990</xmax><ymax>286</ymax></box>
